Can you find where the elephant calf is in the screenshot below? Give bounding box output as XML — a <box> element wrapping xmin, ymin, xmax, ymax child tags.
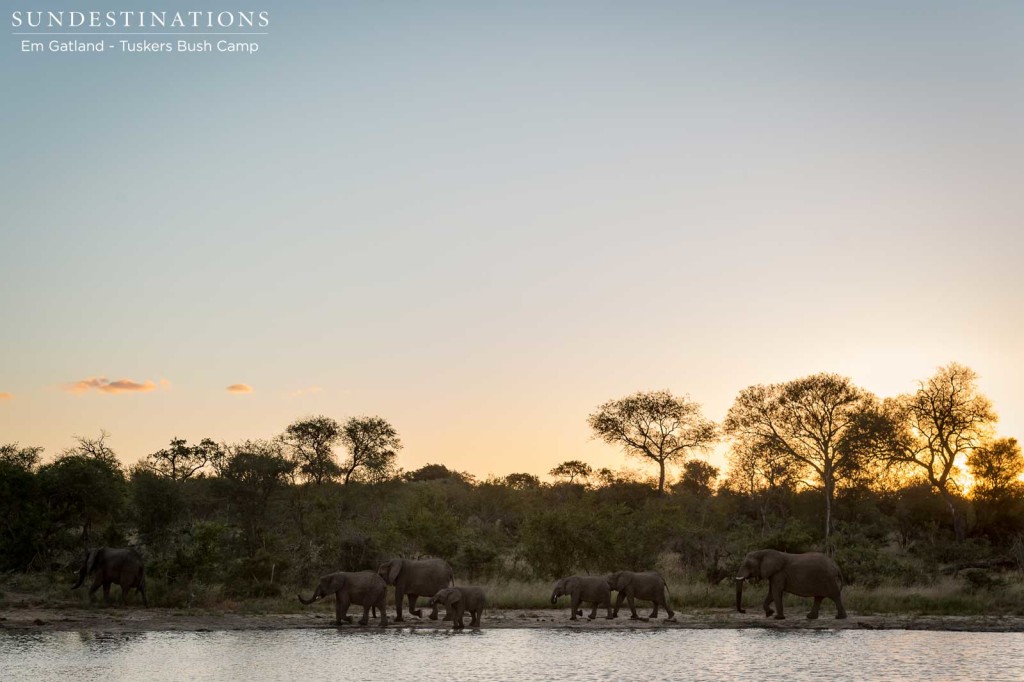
<box><xmin>607</xmin><ymin>570</ymin><xmax>675</xmax><ymax>622</ymax></box>
<box><xmin>430</xmin><ymin>586</ymin><xmax>486</xmax><ymax>628</ymax></box>
<box><xmin>735</xmin><ymin>549</ymin><xmax>847</xmax><ymax>620</ymax></box>
<box><xmin>551</xmin><ymin>575</ymin><xmax>614</xmax><ymax>621</ymax></box>
<box><xmin>298</xmin><ymin>571</ymin><xmax>389</xmax><ymax>626</ymax></box>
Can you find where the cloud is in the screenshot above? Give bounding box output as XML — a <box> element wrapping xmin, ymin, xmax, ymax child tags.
<box><xmin>227</xmin><ymin>383</ymin><xmax>254</xmax><ymax>394</ymax></box>
<box><xmin>64</xmin><ymin>377</ymin><xmax>159</xmax><ymax>395</ymax></box>
<box><xmin>287</xmin><ymin>386</ymin><xmax>322</xmax><ymax>398</ymax></box>
<box><xmin>0</xmin><ymin>392</ymin><xmax>12</xmax><ymax>401</ymax></box>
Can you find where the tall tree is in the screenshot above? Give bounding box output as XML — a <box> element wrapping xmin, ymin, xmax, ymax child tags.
<box><xmin>214</xmin><ymin>439</ymin><xmax>295</xmax><ymax>552</ymax></box>
<box><xmin>283</xmin><ymin>415</ymin><xmax>343</xmax><ymax>484</ymax></box>
<box><xmin>724</xmin><ymin>373</ymin><xmax>879</xmax><ymax>551</ymax></box>
<box><xmin>143</xmin><ymin>437</ymin><xmax>220</xmax><ymax>480</ymax></box>
<box><xmin>588</xmin><ymin>390</ymin><xmax>717</xmax><ymax>495</ymax></box>
<box><xmin>882</xmin><ymin>363</ymin><xmax>996</xmax><ymax>542</ymax></box>
<box><xmin>969</xmin><ymin>438</ymin><xmax>1023</xmax><ymax>499</ymax></box>
<box><xmin>340</xmin><ymin>416</ymin><xmax>402</xmax><ymax>484</ymax></box>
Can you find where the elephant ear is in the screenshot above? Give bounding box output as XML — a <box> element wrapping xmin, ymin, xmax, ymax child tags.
<box><xmin>760</xmin><ymin>551</ymin><xmax>785</xmax><ymax>579</ymax></box>
<box><xmin>446</xmin><ymin>588</ymin><xmax>462</xmax><ymax>607</ymax></box>
<box><xmin>327</xmin><ymin>573</ymin><xmax>346</xmax><ymax>594</ymax></box>
<box><xmin>388</xmin><ymin>560</ymin><xmax>402</xmax><ymax>584</ymax></box>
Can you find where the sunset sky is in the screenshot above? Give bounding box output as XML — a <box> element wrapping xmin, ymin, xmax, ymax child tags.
<box><xmin>2</xmin><ymin>1</ymin><xmax>1022</xmax><ymax>480</ymax></box>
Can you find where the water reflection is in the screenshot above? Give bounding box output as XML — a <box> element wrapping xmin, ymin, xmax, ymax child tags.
<box><xmin>2</xmin><ymin>629</ymin><xmax>1023</xmax><ymax>681</ymax></box>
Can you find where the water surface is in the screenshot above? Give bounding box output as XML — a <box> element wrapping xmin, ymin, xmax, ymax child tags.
<box><xmin>2</xmin><ymin>628</ymin><xmax>1022</xmax><ymax>681</ymax></box>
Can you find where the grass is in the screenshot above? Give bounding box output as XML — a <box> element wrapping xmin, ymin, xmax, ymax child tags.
<box><xmin>5</xmin><ymin>572</ymin><xmax>1024</xmax><ymax>617</ymax></box>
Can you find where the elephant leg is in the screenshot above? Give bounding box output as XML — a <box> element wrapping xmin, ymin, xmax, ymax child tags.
<box><xmin>471</xmin><ymin>609</ymin><xmax>481</xmax><ymax>627</ymax></box>
<box><xmin>650</xmin><ymin>602</ymin><xmax>659</xmax><ymax>619</ymax></box>
<box><xmin>358</xmin><ymin>603</ymin><xmax>372</xmax><ymax>626</ymax></box>
<box><xmin>770</xmin><ymin>578</ymin><xmax>785</xmax><ymax>620</ymax></box>
<box><xmin>807</xmin><ymin>596</ymin><xmax>823</xmax><ymax>620</ymax></box>
<box><xmin>409</xmin><ymin>594</ymin><xmax>423</xmax><ymax>618</ymax></box>
<box><xmin>453</xmin><ymin>605</ymin><xmax>464</xmax><ymax>629</ymax></box>
<box><xmin>612</xmin><ymin>592</ymin><xmax>625</xmax><ymax>618</ymax></box>
<box><xmin>762</xmin><ymin>590</ymin><xmax>774</xmax><ymax>617</ymax></box>
<box><xmin>428</xmin><ymin>597</ymin><xmax>440</xmax><ymax>621</ymax></box>
<box><xmin>627</xmin><ymin>593</ymin><xmax>639</xmax><ymax>620</ymax></box>
<box><xmin>393</xmin><ymin>588</ymin><xmax>404</xmax><ymax>622</ymax></box>
<box><xmin>377</xmin><ymin>593</ymin><xmax>389</xmax><ymax>627</ymax></box>
<box><xmin>569</xmin><ymin>593</ymin><xmax>580</xmax><ymax>620</ymax></box>
<box><xmin>336</xmin><ymin>593</ymin><xmax>352</xmax><ymax>625</ymax></box>
<box><xmin>587</xmin><ymin>601</ymin><xmax>599</xmax><ymax>620</ymax></box>
<box><xmin>833</xmin><ymin>593</ymin><xmax>848</xmax><ymax>619</ymax></box>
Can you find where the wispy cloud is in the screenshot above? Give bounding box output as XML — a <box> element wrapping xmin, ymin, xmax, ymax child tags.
<box><xmin>0</xmin><ymin>392</ymin><xmax>13</xmax><ymax>401</ymax></box>
<box><xmin>227</xmin><ymin>383</ymin><xmax>254</xmax><ymax>394</ymax></box>
<box><xmin>287</xmin><ymin>385</ymin><xmax>322</xmax><ymax>398</ymax></box>
<box><xmin>64</xmin><ymin>377</ymin><xmax>160</xmax><ymax>395</ymax></box>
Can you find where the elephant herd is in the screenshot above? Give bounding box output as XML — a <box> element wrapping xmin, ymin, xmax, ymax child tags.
<box><xmin>71</xmin><ymin>548</ymin><xmax>847</xmax><ymax>628</ymax></box>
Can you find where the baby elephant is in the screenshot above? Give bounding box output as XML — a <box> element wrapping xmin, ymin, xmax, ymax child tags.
<box><xmin>298</xmin><ymin>570</ymin><xmax>389</xmax><ymax>627</ymax></box>
<box><xmin>551</xmin><ymin>575</ymin><xmax>614</xmax><ymax>621</ymax></box>
<box><xmin>430</xmin><ymin>586</ymin><xmax>486</xmax><ymax>628</ymax></box>
<box><xmin>607</xmin><ymin>570</ymin><xmax>676</xmax><ymax>622</ymax></box>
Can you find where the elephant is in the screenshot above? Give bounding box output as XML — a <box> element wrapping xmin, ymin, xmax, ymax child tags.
<box><xmin>430</xmin><ymin>586</ymin><xmax>486</xmax><ymax>628</ymax></box>
<box><xmin>298</xmin><ymin>571</ymin><xmax>389</xmax><ymax>626</ymax></box>
<box><xmin>735</xmin><ymin>549</ymin><xmax>847</xmax><ymax>620</ymax></box>
<box><xmin>71</xmin><ymin>547</ymin><xmax>147</xmax><ymax>607</ymax></box>
<box><xmin>551</xmin><ymin>575</ymin><xmax>614</xmax><ymax>621</ymax></box>
<box><xmin>606</xmin><ymin>570</ymin><xmax>676</xmax><ymax>621</ymax></box>
<box><xmin>377</xmin><ymin>557</ymin><xmax>454</xmax><ymax>622</ymax></box>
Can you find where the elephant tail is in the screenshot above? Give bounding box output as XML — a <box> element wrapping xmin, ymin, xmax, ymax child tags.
<box><xmin>662</xmin><ymin>577</ymin><xmax>671</xmax><ymax>597</ymax></box>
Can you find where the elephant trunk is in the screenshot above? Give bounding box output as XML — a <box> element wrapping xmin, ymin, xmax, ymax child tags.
<box><xmin>735</xmin><ymin>578</ymin><xmax>746</xmax><ymax>613</ymax></box>
<box><xmin>298</xmin><ymin>588</ymin><xmax>321</xmax><ymax>605</ymax></box>
<box><xmin>72</xmin><ymin>563</ymin><xmax>87</xmax><ymax>590</ymax></box>
<box><xmin>550</xmin><ymin>592</ymin><xmax>558</xmax><ymax>605</ymax></box>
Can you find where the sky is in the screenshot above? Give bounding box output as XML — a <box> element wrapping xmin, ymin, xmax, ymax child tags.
<box><xmin>1</xmin><ymin>1</ymin><xmax>1022</xmax><ymax>481</ymax></box>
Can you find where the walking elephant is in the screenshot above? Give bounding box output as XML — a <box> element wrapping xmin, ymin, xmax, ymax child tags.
<box><xmin>551</xmin><ymin>575</ymin><xmax>614</xmax><ymax>621</ymax></box>
<box><xmin>71</xmin><ymin>547</ymin><xmax>147</xmax><ymax>607</ymax></box>
<box><xmin>430</xmin><ymin>586</ymin><xmax>486</xmax><ymax>629</ymax></box>
<box><xmin>735</xmin><ymin>549</ymin><xmax>847</xmax><ymax>620</ymax></box>
<box><xmin>298</xmin><ymin>571</ymin><xmax>388</xmax><ymax>626</ymax></box>
<box><xmin>607</xmin><ymin>570</ymin><xmax>676</xmax><ymax>621</ymax></box>
<box><xmin>377</xmin><ymin>557</ymin><xmax>454</xmax><ymax>622</ymax></box>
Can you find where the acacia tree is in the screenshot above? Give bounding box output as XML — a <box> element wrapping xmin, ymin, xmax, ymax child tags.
<box><xmin>340</xmin><ymin>416</ymin><xmax>402</xmax><ymax>484</ymax></box>
<box><xmin>549</xmin><ymin>460</ymin><xmax>593</xmax><ymax>485</ymax></box>
<box><xmin>882</xmin><ymin>363</ymin><xmax>995</xmax><ymax>542</ymax></box>
<box><xmin>143</xmin><ymin>437</ymin><xmax>220</xmax><ymax>480</ymax></box>
<box><xmin>283</xmin><ymin>415</ymin><xmax>343</xmax><ymax>485</ymax></box>
<box><xmin>724</xmin><ymin>373</ymin><xmax>880</xmax><ymax>551</ymax></box>
<box><xmin>588</xmin><ymin>390</ymin><xmax>717</xmax><ymax>495</ymax></box>
<box><xmin>969</xmin><ymin>438</ymin><xmax>1023</xmax><ymax>500</ymax></box>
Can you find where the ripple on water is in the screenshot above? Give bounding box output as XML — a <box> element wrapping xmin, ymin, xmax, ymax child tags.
<box><xmin>2</xmin><ymin>628</ymin><xmax>1023</xmax><ymax>681</ymax></box>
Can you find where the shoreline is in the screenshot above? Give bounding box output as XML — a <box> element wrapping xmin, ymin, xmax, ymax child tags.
<box><xmin>3</xmin><ymin>607</ymin><xmax>1024</xmax><ymax>633</ymax></box>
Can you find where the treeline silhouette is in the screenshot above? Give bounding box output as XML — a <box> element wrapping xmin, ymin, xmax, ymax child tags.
<box><xmin>2</xmin><ymin>362</ymin><xmax>1022</xmax><ymax>605</ymax></box>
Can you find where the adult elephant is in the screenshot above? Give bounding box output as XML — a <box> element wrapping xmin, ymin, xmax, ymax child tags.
<box><xmin>377</xmin><ymin>558</ymin><xmax>453</xmax><ymax>622</ymax></box>
<box><xmin>735</xmin><ymin>549</ymin><xmax>847</xmax><ymax>620</ymax></box>
<box><xmin>551</xmin><ymin>575</ymin><xmax>614</xmax><ymax>621</ymax></box>
<box><xmin>430</xmin><ymin>586</ymin><xmax>486</xmax><ymax>629</ymax></box>
<box><xmin>607</xmin><ymin>570</ymin><xmax>676</xmax><ymax>622</ymax></box>
<box><xmin>298</xmin><ymin>571</ymin><xmax>388</xmax><ymax>626</ymax></box>
<box><xmin>71</xmin><ymin>547</ymin><xmax>147</xmax><ymax>607</ymax></box>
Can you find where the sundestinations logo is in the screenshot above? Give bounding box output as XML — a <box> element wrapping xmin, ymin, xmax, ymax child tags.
<box><xmin>10</xmin><ymin>9</ymin><xmax>270</xmax><ymax>55</ymax></box>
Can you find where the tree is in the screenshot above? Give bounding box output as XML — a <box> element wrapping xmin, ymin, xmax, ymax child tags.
<box><xmin>588</xmin><ymin>390</ymin><xmax>717</xmax><ymax>495</ymax></box>
<box><xmin>674</xmin><ymin>460</ymin><xmax>719</xmax><ymax>496</ymax></box>
<box><xmin>549</xmin><ymin>460</ymin><xmax>593</xmax><ymax>485</ymax></box>
<box><xmin>503</xmin><ymin>472</ymin><xmax>541</xmax><ymax>489</ymax></box>
<box><xmin>969</xmin><ymin>438</ymin><xmax>1023</xmax><ymax>499</ymax></box>
<box><xmin>38</xmin><ymin>433</ymin><xmax>127</xmax><ymax>543</ymax></box>
<box><xmin>143</xmin><ymin>437</ymin><xmax>220</xmax><ymax>480</ymax></box>
<box><xmin>214</xmin><ymin>439</ymin><xmax>295</xmax><ymax>552</ymax></box>
<box><xmin>724</xmin><ymin>373</ymin><xmax>880</xmax><ymax>550</ymax></box>
<box><xmin>340</xmin><ymin>416</ymin><xmax>402</xmax><ymax>484</ymax></box>
<box><xmin>882</xmin><ymin>363</ymin><xmax>996</xmax><ymax>542</ymax></box>
<box><xmin>0</xmin><ymin>443</ymin><xmax>44</xmax><ymax>470</ymax></box>
<box><xmin>284</xmin><ymin>415</ymin><xmax>343</xmax><ymax>484</ymax></box>
<box><xmin>404</xmin><ymin>463</ymin><xmax>475</xmax><ymax>484</ymax></box>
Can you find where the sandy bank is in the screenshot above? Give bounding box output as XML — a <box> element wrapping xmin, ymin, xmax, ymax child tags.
<box><xmin>3</xmin><ymin>607</ymin><xmax>1023</xmax><ymax>633</ymax></box>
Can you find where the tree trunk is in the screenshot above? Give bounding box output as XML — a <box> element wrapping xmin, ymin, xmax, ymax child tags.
<box><xmin>658</xmin><ymin>459</ymin><xmax>666</xmax><ymax>495</ymax></box>
<box><xmin>823</xmin><ymin>478</ymin><xmax>834</xmax><ymax>556</ymax></box>
<box><xmin>940</xmin><ymin>489</ymin><xmax>966</xmax><ymax>543</ymax></box>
